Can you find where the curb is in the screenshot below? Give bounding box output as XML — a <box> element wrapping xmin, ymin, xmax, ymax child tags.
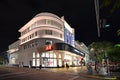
<box><xmin>84</xmin><ymin>75</ymin><xmax>117</xmax><ymax>80</ymax></box>
<box><xmin>81</xmin><ymin>74</ymin><xmax>103</xmax><ymax>79</ymax></box>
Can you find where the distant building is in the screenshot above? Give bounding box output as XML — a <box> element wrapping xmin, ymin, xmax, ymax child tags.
<box><xmin>7</xmin><ymin>12</ymin><xmax>89</xmax><ymax>68</ymax></box>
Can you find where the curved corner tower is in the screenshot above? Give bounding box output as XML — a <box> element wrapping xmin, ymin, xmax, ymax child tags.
<box><xmin>19</xmin><ymin>12</ymin><xmax>64</xmax><ymax>45</ymax></box>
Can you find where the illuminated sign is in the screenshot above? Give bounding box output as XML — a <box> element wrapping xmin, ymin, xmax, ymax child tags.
<box><xmin>74</xmin><ymin>49</ymin><xmax>85</xmax><ymax>57</ymax></box>
<box><xmin>45</xmin><ymin>45</ymin><xmax>53</xmax><ymax>51</ymax></box>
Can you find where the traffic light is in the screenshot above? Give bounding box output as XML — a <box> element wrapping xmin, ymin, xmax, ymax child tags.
<box><xmin>105</xmin><ymin>24</ymin><xmax>110</xmax><ymax>28</ymax></box>
<box><xmin>100</xmin><ymin>19</ymin><xmax>110</xmax><ymax>28</ymax></box>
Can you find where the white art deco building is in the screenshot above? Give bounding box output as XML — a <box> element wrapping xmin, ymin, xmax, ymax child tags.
<box><xmin>8</xmin><ymin>12</ymin><xmax>89</xmax><ymax>68</ymax></box>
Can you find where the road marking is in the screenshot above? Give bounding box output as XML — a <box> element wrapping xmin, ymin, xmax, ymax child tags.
<box><xmin>68</xmin><ymin>76</ymin><xmax>79</xmax><ymax>80</ymax></box>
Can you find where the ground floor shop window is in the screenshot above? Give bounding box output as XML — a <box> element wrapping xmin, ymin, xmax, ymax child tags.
<box><xmin>58</xmin><ymin>59</ymin><xmax>62</xmax><ymax>67</ymax></box>
<box><xmin>73</xmin><ymin>57</ymin><xmax>80</xmax><ymax>66</ymax></box>
<box><xmin>32</xmin><ymin>59</ymin><xmax>35</xmax><ymax>66</ymax></box>
<box><xmin>42</xmin><ymin>58</ymin><xmax>57</xmax><ymax>67</ymax></box>
<box><xmin>11</xmin><ymin>57</ymin><xmax>15</xmax><ymax>64</ymax></box>
<box><xmin>32</xmin><ymin>51</ymin><xmax>58</xmax><ymax>67</ymax></box>
<box><xmin>36</xmin><ymin>59</ymin><xmax>40</xmax><ymax>66</ymax></box>
<box><xmin>64</xmin><ymin>55</ymin><xmax>72</xmax><ymax>65</ymax></box>
<box><xmin>41</xmin><ymin>51</ymin><xmax>57</xmax><ymax>67</ymax></box>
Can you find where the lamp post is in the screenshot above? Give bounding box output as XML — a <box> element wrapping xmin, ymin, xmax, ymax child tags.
<box><xmin>94</xmin><ymin>0</ymin><xmax>100</xmax><ymax>37</ymax></box>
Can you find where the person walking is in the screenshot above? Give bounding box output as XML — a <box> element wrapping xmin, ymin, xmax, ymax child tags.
<box><xmin>87</xmin><ymin>62</ymin><xmax>93</xmax><ymax>74</ymax></box>
<box><xmin>66</xmin><ymin>63</ymin><xmax>69</xmax><ymax>69</ymax></box>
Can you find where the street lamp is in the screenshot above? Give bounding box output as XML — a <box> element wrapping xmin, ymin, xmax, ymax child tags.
<box><xmin>94</xmin><ymin>0</ymin><xmax>100</xmax><ymax>37</ymax></box>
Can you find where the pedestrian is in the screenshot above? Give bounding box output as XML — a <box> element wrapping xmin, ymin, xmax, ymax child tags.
<box><xmin>39</xmin><ymin>65</ymin><xmax>42</xmax><ymax>69</ymax></box>
<box><xmin>66</xmin><ymin>63</ymin><xmax>69</xmax><ymax>69</ymax></box>
<box><xmin>87</xmin><ymin>62</ymin><xmax>93</xmax><ymax>74</ymax></box>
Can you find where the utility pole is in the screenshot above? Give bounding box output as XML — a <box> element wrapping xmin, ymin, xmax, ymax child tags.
<box><xmin>94</xmin><ymin>0</ymin><xmax>100</xmax><ymax>37</ymax></box>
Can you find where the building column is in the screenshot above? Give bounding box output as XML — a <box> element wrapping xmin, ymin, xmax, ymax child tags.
<box><xmin>39</xmin><ymin>52</ymin><xmax>42</xmax><ymax>69</ymax></box>
<box><xmin>56</xmin><ymin>51</ymin><xmax>59</xmax><ymax>68</ymax></box>
<box><xmin>61</xmin><ymin>53</ymin><xmax>65</xmax><ymax>67</ymax></box>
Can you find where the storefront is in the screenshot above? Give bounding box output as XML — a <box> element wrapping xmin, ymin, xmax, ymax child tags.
<box><xmin>33</xmin><ymin>43</ymin><xmax>85</xmax><ymax>68</ymax></box>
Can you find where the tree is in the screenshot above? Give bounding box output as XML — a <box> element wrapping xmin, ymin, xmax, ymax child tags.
<box><xmin>88</xmin><ymin>41</ymin><xmax>114</xmax><ymax>62</ymax></box>
<box><xmin>0</xmin><ymin>55</ymin><xmax>5</xmax><ymax>65</ymax></box>
<box><xmin>107</xmin><ymin>44</ymin><xmax>120</xmax><ymax>62</ymax></box>
<box><xmin>0</xmin><ymin>51</ymin><xmax>9</xmax><ymax>65</ymax></box>
<box><xmin>100</xmin><ymin>0</ymin><xmax>120</xmax><ymax>13</ymax></box>
<box><xmin>88</xmin><ymin>41</ymin><xmax>113</xmax><ymax>72</ymax></box>
<box><xmin>89</xmin><ymin>41</ymin><xmax>120</xmax><ymax>63</ymax></box>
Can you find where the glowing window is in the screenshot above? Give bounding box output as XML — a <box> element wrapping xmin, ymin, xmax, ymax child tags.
<box><xmin>33</xmin><ymin>52</ymin><xmax>35</xmax><ymax>58</ymax></box>
<box><xmin>36</xmin><ymin>59</ymin><xmax>40</xmax><ymax>66</ymax></box>
<box><xmin>59</xmin><ymin>59</ymin><xmax>62</xmax><ymax>67</ymax></box>
<box><xmin>32</xmin><ymin>59</ymin><xmax>35</xmax><ymax>66</ymax></box>
<box><xmin>58</xmin><ymin>54</ymin><xmax>61</xmax><ymax>58</ymax></box>
<box><xmin>50</xmin><ymin>53</ymin><xmax>53</xmax><ymax>58</ymax></box>
<box><xmin>36</xmin><ymin>53</ymin><xmax>40</xmax><ymax>58</ymax></box>
<box><xmin>11</xmin><ymin>58</ymin><xmax>15</xmax><ymax>64</ymax></box>
<box><xmin>41</xmin><ymin>53</ymin><xmax>45</xmax><ymax>57</ymax></box>
<box><xmin>46</xmin><ymin>52</ymin><xmax>49</xmax><ymax>57</ymax></box>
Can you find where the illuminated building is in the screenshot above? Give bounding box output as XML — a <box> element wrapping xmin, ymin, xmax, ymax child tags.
<box><xmin>8</xmin><ymin>12</ymin><xmax>89</xmax><ymax>67</ymax></box>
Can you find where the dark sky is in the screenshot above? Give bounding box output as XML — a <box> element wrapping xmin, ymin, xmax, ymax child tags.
<box><xmin>0</xmin><ymin>0</ymin><xmax>120</xmax><ymax>52</ymax></box>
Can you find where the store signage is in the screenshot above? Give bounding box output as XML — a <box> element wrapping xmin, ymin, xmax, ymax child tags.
<box><xmin>45</xmin><ymin>45</ymin><xmax>53</xmax><ymax>51</ymax></box>
<box><xmin>74</xmin><ymin>49</ymin><xmax>85</xmax><ymax>57</ymax></box>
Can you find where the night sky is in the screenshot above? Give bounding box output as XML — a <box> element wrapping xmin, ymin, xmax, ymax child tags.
<box><xmin>0</xmin><ymin>0</ymin><xmax>120</xmax><ymax>52</ymax></box>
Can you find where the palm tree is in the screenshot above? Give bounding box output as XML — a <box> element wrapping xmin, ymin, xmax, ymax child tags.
<box><xmin>88</xmin><ymin>41</ymin><xmax>115</xmax><ymax>72</ymax></box>
<box><xmin>100</xmin><ymin>0</ymin><xmax>120</xmax><ymax>13</ymax></box>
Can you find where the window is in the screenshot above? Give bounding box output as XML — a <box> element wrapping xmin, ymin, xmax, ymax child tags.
<box><xmin>50</xmin><ymin>53</ymin><xmax>53</xmax><ymax>58</ymax></box>
<box><xmin>58</xmin><ymin>54</ymin><xmax>61</xmax><ymax>58</ymax></box>
<box><xmin>45</xmin><ymin>30</ymin><xmax>52</xmax><ymax>35</ymax></box>
<box><xmin>59</xmin><ymin>59</ymin><xmax>62</xmax><ymax>67</ymax></box>
<box><xmin>46</xmin><ymin>52</ymin><xmax>49</xmax><ymax>57</ymax></box>
<box><xmin>46</xmin><ymin>19</ymin><xmax>51</xmax><ymax>24</ymax></box>
<box><xmin>35</xmin><ymin>31</ymin><xmax>37</xmax><ymax>36</ymax></box>
<box><xmin>30</xmin><ymin>35</ymin><xmax>32</xmax><ymax>39</ymax></box>
<box><xmin>36</xmin><ymin>59</ymin><xmax>40</xmax><ymax>66</ymax></box>
<box><xmin>33</xmin><ymin>52</ymin><xmax>36</xmax><ymax>58</ymax></box>
<box><xmin>28</xmin><ymin>36</ymin><xmax>29</xmax><ymax>40</ymax></box>
<box><xmin>32</xmin><ymin>33</ymin><xmax>34</xmax><ymax>38</ymax></box>
<box><xmin>45</xmin><ymin>40</ymin><xmax>52</xmax><ymax>45</ymax></box>
<box><xmin>11</xmin><ymin>57</ymin><xmax>15</xmax><ymax>64</ymax></box>
<box><xmin>24</xmin><ymin>45</ymin><xmax>27</xmax><ymax>49</ymax></box>
<box><xmin>41</xmin><ymin>52</ymin><xmax>46</xmax><ymax>57</ymax></box>
<box><xmin>25</xmin><ymin>37</ymin><xmax>27</xmax><ymax>41</ymax></box>
<box><xmin>37</xmin><ymin>19</ymin><xmax>46</xmax><ymax>25</ymax></box>
<box><xmin>60</xmin><ymin>34</ymin><xmax>62</xmax><ymax>38</ymax></box>
<box><xmin>35</xmin><ymin>40</ymin><xmax>38</xmax><ymax>46</ymax></box>
<box><xmin>32</xmin><ymin>59</ymin><xmax>35</xmax><ymax>66</ymax></box>
<box><xmin>36</xmin><ymin>53</ymin><xmax>40</xmax><ymax>58</ymax></box>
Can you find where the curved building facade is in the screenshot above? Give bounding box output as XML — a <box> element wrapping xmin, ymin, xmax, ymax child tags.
<box><xmin>8</xmin><ymin>12</ymin><xmax>87</xmax><ymax>68</ymax></box>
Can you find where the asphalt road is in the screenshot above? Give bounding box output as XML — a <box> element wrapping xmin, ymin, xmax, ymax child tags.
<box><xmin>0</xmin><ymin>66</ymin><xmax>103</xmax><ymax>80</ymax></box>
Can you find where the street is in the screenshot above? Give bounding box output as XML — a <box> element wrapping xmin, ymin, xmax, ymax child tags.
<box><xmin>0</xmin><ymin>66</ymin><xmax>103</xmax><ymax>80</ymax></box>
